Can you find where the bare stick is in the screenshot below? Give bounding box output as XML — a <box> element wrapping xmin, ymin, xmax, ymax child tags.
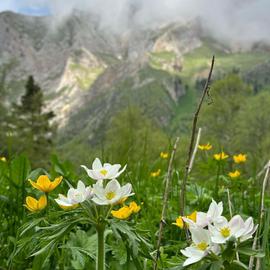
<box><xmin>188</xmin><ymin>127</ymin><xmax>202</xmax><ymax>174</ymax></box>
<box><xmin>153</xmin><ymin>137</ymin><xmax>179</xmax><ymax>270</ymax></box>
<box><xmin>249</xmin><ymin>160</ymin><xmax>270</xmax><ymax>270</ymax></box>
<box><xmin>179</xmin><ymin>56</ymin><xmax>215</xmax><ymax>216</ymax></box>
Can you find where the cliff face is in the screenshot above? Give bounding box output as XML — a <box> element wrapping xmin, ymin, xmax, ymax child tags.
<box><xmin>0</xmin><ymin>11</ymin><xmax>201</xmax><ymax>135</ymax></box>
<box><xmin>1</xmin><ymin>11</ymin><xmax>269</xmax><ymax>147</ymax></box>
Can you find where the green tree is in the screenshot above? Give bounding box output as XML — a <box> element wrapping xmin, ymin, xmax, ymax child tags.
<box><xmin>234</xmin><ymin>90</ymin><xmax>270</xmax><ymax>167</ymax></box>
<box><xmin>104</xmin><ymin>106</ymin><xmax>169</xmax><ymax>166</ymax></box>
<box><xmin>12</xmin><ymin>76</ymin><xmax>55</xmax><ymax>167</ymax></box>
<box><xmin>199</xmin><ymin>74</ymin><xmax>252</xmax><ymax>149</ymax></box>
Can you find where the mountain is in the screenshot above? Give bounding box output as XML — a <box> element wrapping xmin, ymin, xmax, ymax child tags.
<box><xmin>1</xmin><ymin>11</ymin><xmax>270</xmax><ymax>153</ymax></box>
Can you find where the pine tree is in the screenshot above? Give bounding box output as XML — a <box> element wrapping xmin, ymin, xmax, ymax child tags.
<box><xmin>12</xmin><ymin>75</ymin><xmax>55</xmax><ymax>167</ymax></box>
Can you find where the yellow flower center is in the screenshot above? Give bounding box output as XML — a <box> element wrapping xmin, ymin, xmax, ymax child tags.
<box><xmin>197</xmin><ymin>242</ymin><xmax>208</xmax><ymax>251</ymax></box>
<box><xmin>106</xmin><ymin>191</ymin><xmax>116</xmax><ymax>200</ymax></box>
<box><xmin>220</xmin><ymin>227</ymin><xmax>231</xmax><ymax>238</ymax></box>
<box><xmin>100</xmin><ymin>169</ymin><xmax>108</xmax><ymax>176</ymax></box>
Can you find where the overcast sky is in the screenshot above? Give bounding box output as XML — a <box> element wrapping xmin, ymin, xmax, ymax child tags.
<box><xmin>0</xmin><ymin>0</ymin><xmax>269</xmax><ymax>46</ymax></box>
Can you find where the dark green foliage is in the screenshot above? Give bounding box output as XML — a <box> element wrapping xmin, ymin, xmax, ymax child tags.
<box><xmin>11</xmin><ymin>76</ymin><xmax>56</xmax><ymax>168</ymax></box>
<box><xmin>105</xmin><ymin>106</ymin><xmax>170</xmax><ymax>165</ymax></box>
<box><xmin>199</xmin><ymin>74</ymin><xmax>252</xmax><ymax>148</ymax></box>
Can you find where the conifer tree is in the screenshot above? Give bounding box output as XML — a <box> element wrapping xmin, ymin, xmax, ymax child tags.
<box><xmin>12</xmin><ymin>75</ymin><xmax>55</xmax><ymax>167</ymax></box>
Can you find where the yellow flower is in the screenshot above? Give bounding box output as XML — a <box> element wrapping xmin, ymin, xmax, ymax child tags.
<box><xmin>160</xmin><ymin>152</ymin><xmax>169</xmax><ymax>159</ymax></box>
<box><xmin>228</xmin><ymin>170</ymin><xmax>241</xmax><ymax>179</ymax></box>
<box><xmin>150</xmin><ymin>169</ymin><xmax>161</xmax><ymax>177</ymax></box>
<box><xmin>129</xmin><ymin>201</ymin><xmax>141</xmax><ymax>213</ymax></box>
<box><xmin>111</xmin><ymin>201</ymin><xmax>141</xmax><ymax>219</ymax></box>
<box><xmin>111</xmin><ymin>206</ymin><xmax>132</xmax><ymax>219</ymax></box>
<box><xmin>28</xmin><ymin>175</ymin><xmax>63</xmax><ymax>193</ymax></box>
<box><xmin>233</xmin><ymin>154</ymin><xmax>247</xmax><ymax>164</ymax></box>
<box><xmin>117</xmin><ymin>196</ymin><xmax>128</xmax><ymax>205</ymax></box>
<box><xmin>198</xmin><ymin>143</ymin><xmax>212</xmax><ymax>151</ymax></box>
<box><xmin>0</xmin><ymin>157</ymin><xmax>6</xmax><ymax>162</ymax></box>
<box><xmin>24</xmin><ymin>195</ymin><xmax>47</xmax><ymax>212</ymax></box>
<box><xmin>214</xmin><ymin>152</ymin><xmax>229</xmax><ymax>161</ymax></box>
<box><xmin>173</xmin><ymin>211</ymin><xmax>197</xmax><ymax>229</ymax></box>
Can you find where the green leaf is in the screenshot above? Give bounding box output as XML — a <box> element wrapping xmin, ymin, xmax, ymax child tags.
<box><xmin>222</xmin><ymin>238</ymin><xmax>236</xmax><ymax>263</ymax></box>
<box><xmin>10</xmin><ymin>155</ymin><xmax>31</xmax><ymax>188</ymax></box>
<box><xmin>231</xmin><ymin>260</ymin><xmax>249</xmax><ymax>269</ymax></box>
<box><xmin>237</xmin><ymin>247</ymin><xmax>265</xmax><ymax>258</ymax></box>
<box><xmin>210</xmin><ymin>261</ymin><xmax>223</xmax><ymax>270</ymax></box>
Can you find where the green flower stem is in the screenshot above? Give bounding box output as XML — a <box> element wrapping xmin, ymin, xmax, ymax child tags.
<box><xmin>96</xmin><ymin>223</ymin><xmax>105</xmax><ymax>270</ymax></box>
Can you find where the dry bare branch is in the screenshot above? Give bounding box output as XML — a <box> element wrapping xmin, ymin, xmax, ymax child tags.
<box><xmin>153</xmin><ymin>137</ymin><xmax>179</xmax><ymax>270</ymax></box>
<box><xmin>179</xmin><ymin>56</ymin><xmax>215</xmax><ymax>216</ymax></box>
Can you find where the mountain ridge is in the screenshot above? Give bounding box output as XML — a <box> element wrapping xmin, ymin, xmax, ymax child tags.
<box><xmin>1</xmin><ymin>11</ymin><xmax>270</xmax><ymax>152</ymax></box>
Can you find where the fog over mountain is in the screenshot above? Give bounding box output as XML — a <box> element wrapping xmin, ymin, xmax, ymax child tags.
<box><xmin>1</xmin><ymin>0</ymin><xmax>269</xmax><ymax>48</ymax></box>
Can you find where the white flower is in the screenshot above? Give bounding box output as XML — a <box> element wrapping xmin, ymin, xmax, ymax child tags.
<box><xmin>55</xmin><ymin>180</ymin><xmax>93</xmax><ymax>207</ymax></box>
<box><xmin>81</xmin><ymin>158</ymin><xmax>127</xmax><ymax>181</ymax></box>
<box><xmin>181</xmin><ymin>226</ymin><xmax>219</xmax><ymax>266</ymax></box>
<box><xmin>238</xmin><ymin>217</ymin><xmax>258</xmax><ymax>242</ymax></box>
<box><xmin>92</xmin><ymin>179</ymin><xmax>133</xmax><ymax>205</ymax></box>
<box><xmin>184</xmin><ymin>199</ymin><xmax>223</xmax><ymax>228</ymax></box>
<box><xmin>209</xmin><ymin>215</ymin><xmax>247</xmax><ymax>244</ymax></box>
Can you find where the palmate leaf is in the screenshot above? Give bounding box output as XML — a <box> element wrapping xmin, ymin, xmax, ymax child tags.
<box><xmin>111</xmin><ymin>240</ymin><xmax>127</xmax><ymax>265</ymax></box>
<box><xmin>12</xmin><ymin>211</ymin><xmax>90</xmax><ymax>269</ymax></box>
<box><xmin>109</xmin><ymin>219</ymin><xmax>153</xmax><ymax>269</ymax></box>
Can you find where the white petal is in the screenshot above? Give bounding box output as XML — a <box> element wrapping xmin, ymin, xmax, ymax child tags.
<box><xmin>213</xmin><ymin>216</ymin><xmax>228</xmax><ymax>229</ymax></box>
<box><xmin>85</xmin><ymin>187</ymin><xmax>93</xmax><ymax>199</ymax></box>
<box><xmin>92</xmin><ymin>196</ymin><xmax>109</xmax><ymax>205</ymax></box>
<box><xmin>104</xmin><ymin>163</ymin><xmax>112</xmax><ymax>168</ymax></box>
<box><xmin>211</xmin><ymin>235</ymin><xmax>227</xmax><ymax>244</ymax></box>
<box><xmin>184</xmin><ymin>247</ymin><xmax>205</xmax><ymax>257</ymax></box>
<box><xmin>208</xmin><ymin>200</ymin><xmax>223</xmax><ymax>221</ymax></box>
<box><xmin>114</xmin><ymin>164</ymin><xmax>127</xmax><ymax>178</ymax></box>
<box><xmin>67</xmin><ymin>188</ymin><xmax>76</xmax><ymax>200</ymax></box>
<box><xmin>196</xmin><ymin>212</ymin><xmax>208</xmax><ymax>227</ymax></box>
<box><xmin>217</xmin><ymin>201</ymin><xmax>223</xmax><ymax>216</ymax></box>
<box><xmin>93</xmin><ymin>183</ymin><xmax>106</xmax><ymax>199</ymax></box>
<box><xmin>182</xmin><ymin>217</ymin><xmax>197</xmax><ymax>229</ymax></box>
<box><xmin>77</xmin><ymin>180</ymin><xmax>86</xmax><ymax>192</ymax></box>
<box><xmin>183</xmin><ymin>256</ymin><xmax>203</xmax><ymax>266</ymax></box>
<box><xmin>55</xmin><ymin>198</ymin><xmax>73</xmax><ymax>206</ymax></box>
<box><xmin>211</xmin><ymin>244</ymin><xmax>221</xmax><ymax>255</ymax></box>
<box><xmin>105</xmin><ymin>179</ymin><xmax>121</xmax><ymax>193</ymax></box>
<box><xmin>190</xmin><ymin>227</ymin><xmax>210</xmax><ymax>244</ymax></box>
<box><xmin>120</xmin><ymin>183</ymin><xmax>132</xmax><ymax>197</ymax></box>
<box><xmin>106</xmin><ymin>164</ymin><xmax>121</xmax><ymax>179</ymax></box>
<box><xmin>92</xmin><ymin>158</ymin><xmax>103</xmax><ymax>170</ymax></box>
<box><xmin>229</xmin><ymin>215</ymin><xmax>244</xmax><ymax>236</ymax></box>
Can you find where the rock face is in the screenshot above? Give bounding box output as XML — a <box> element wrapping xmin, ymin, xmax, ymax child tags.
<box><xmin>0</xmin><ymin>11</ymin><xmax>215</xmax><ymax>144</ymax></box>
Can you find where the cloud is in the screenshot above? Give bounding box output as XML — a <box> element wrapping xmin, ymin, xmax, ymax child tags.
<box><xmin>1</xmin><ymin>0</ymin><xmax>269</xmax><ymax>46</ymax></box>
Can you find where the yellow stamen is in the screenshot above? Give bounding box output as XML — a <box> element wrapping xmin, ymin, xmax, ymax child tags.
<box><xmin>106</xmin><ymin>191</ymin><xmax>116</xmax><ymax>200</ymax></box>
<box><xmin>220</xmin><ymin>227</ymin><xmax>231</xmax><ymax>238</ymax></box>
<box><xmin>197</xmin><ymin>242</ymin><xmax>208</xmax><ymax>251</ymax></box>
<box><xmin>100</xmin><ymin>169</ymin><xmax>108</xmax><ymax>176</ymax></box>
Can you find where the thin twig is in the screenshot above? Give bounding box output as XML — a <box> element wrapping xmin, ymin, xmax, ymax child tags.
<box><xmin>249</xmin><ymin>160</ymin><xmax>270</xmax><ymax>270</ymax></box>
<box><xmin>188</xmin><ymin>127</ymin><xmax>202</xmax><ymax>174</ymax></box>
<box><xmin>153</xmin><ymin>137</ymin><xmax>179</xmax><ymax>270</ymax></box>
<box><xmin>179</xmin><ymin>56</ymin><xmax>215</xmax><ymax>216</ymax></box>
